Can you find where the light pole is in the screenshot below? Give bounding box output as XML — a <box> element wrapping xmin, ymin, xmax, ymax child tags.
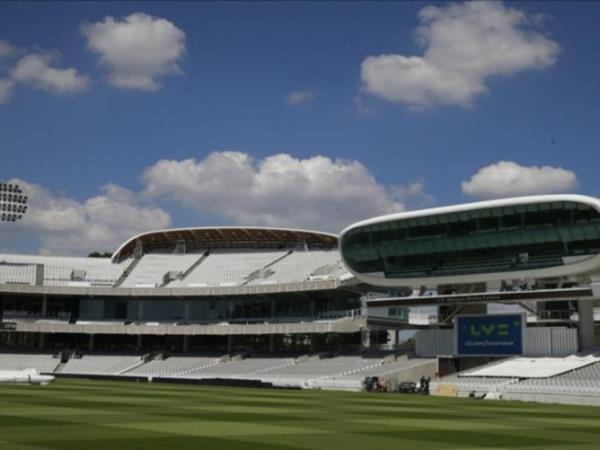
<box><xmin>0</xmin><ymin>183</ymin><xmax>28</xmax><ymax>222</ymax></box>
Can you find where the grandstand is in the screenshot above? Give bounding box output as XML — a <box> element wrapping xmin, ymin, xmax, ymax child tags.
<box><xmin>504</xmin><ymin>362</ymin><xmax>600</xmax><ymax>402</ymax></box>
<box><xmin>1</xmin><ymin>196</ymin><xmax>600</xmax><ymax>406</ymax></box>
<box><xmin>0</xmin><ymin>228</ymin><xmax>346</xmax><ymax>290</ymax></box>
<box><xmin>0</xmin><ymin>227</ymin><xmax>368</xmax><ymax>359</ymax></box>
<box><xmin>0</xmin><ymin>263</ymin><xmax>36</xmax><ymax>285</ymax></box>
<box><xmin>0</xmin><ymin>254</ymin><xmax>128</xmax><ymax>287</ymax></box>
<box><xmin>184</xmin><ymin>356</ymin><xmax>297</xmax><ymax>379</ymax></box>
<box><xmin>430</xmin><ymin>354</ymin><xmax>600</xmax><ymax>405</ymax></box>
<box><xmin>59</xmin><ymin>354</ymin><xmax>143</xmax><ymax>375</ymax></box>
<box><xmin>124</xmin><ymin>356</ymin><xmax>222</xmax><ymax>378</ymax></box>
<box><xmin>169</xmin><ymin>248</ymin><xmax>289</xmax><ymax>287</ymax></box>
<box><xmin>120</xmin><ymin>253</ymin><xmax>199</xmax><ymax>287</ymax></box>
<box><xmin>0</xmin><ymin>351</ymin><xmax>434</xmax><ymax>391</ymax></box>
<box><xmin>0</xmin><ymin>352</ymin><xmax>60</xmax><ymax>373</ymax></box>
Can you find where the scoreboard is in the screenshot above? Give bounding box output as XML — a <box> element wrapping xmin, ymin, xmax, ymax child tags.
<box><xmin>456</xmin><ymin>314</ymin><xmax>525</xmax><ymax>356</ymax></box>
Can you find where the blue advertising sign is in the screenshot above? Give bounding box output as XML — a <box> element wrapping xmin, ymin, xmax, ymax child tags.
<box><xmin>456</xmin><ymin>314</ymin><xmax>524</xmax><ymax>356</ymax></box>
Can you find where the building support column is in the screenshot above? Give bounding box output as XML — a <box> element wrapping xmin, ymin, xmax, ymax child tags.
<box><xmin>310</xmin><ymin>334</ymin><xmax>323</xmax><ymax>353</ymax></box>
<box><xmin>227</xmin><ymin>335</ymin><xmax>233</xmax><ymax>354</ymax></box>
<box><xmin>88</xmin><ymin>334</ymin><xmax>95</xmax><ymax>351</ymax></box>
<box><xmin>184</xmin><ymin>302</ymin><xmax>190</xmax><ymax>321</ymax></box>
<box><xmin>138</xmin><ymin>301</ymin><xmax>145</xmax><ymax>322</ymax></box>
<box><xmin>388</xmin><ymin>329</ymin><xmax>398</xmax><ymax>351</ymax></box>
<box><xmin>41</xmin><ymin>295</ymin><xmax>48</xmax><ymax>317</ymax></box>
<box><xmin>136</xmin><ymin>334</ymin><xmax>143</xmax><ymax>351</ymax></box>
<box><xmin>578</xmin><ymin>300</ymin><xmax>595</xmax><ymax>352</ymax></box>
<box><xmin>38</xmin><ymin>333</ymin><xmax>45</xmax><ymax>349</ymax></box>
<box><xmin>361</xmin><ymin>328</ymin><xmax>371</xmax><ymax>351</ymax></box>
<box><xmin>269</xmin><ymin>334</ymin><xmax>275</xmax><ymax>353</ymax></box>
<box><xmin>182</xmin><ymin>335</ymin><xmax>189</xmax><ymax>352</ymax></box>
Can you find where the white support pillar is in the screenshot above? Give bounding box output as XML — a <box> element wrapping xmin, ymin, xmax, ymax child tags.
<box><xmin>361</xmin><ymin>328</ymin><xmax>371</xmax><ymax>350</ymax></box>
<box><xmin>387</xmin><ymin>329</ymin><xmax>398</xmax><ymax>350</ymax></box>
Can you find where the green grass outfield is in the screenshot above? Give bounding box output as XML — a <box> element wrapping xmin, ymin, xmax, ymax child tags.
<box><xmin>0</xmin><ymin>379</ymin><xmax>599</xmax><ymax>450</ymax></box>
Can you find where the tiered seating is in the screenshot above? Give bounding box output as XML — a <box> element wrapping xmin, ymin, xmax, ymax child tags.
<box><xmin>312</xmin><ymin>260</ymin><xmax>350</xmax><ymax>279</ymax></box>
<box><xmin>185</xmin><ymin>357</ymin><xmax>296</xmax><ymax>379</ymax></box>
<box><xmin>0</xmin><ymin>352</ymin><xmax>430</xmax><ymax>391</ymax></box>
<box><xmin>78</xmin><ymin>263</ymin><xmax>127</xmax><ymax>287</ymax></box>
<box><xmin>430</xmin><ymin>354</ymin><xmax>600</xmax><ymax>402</ymax></box>
<box><xmin>0</xmin><ymin>353</ymin><xmax>59</xmax><ymax>373</ymax></box>
<box><xmin>131</xmin><ymin>354</ymin><xmax>394</xmax><ymax>388</ymax></box>
<box><xmin>171</xmin><ymin>249</ymin><xmax>288</xmax><ymax>287</ymax></box>
<box><xmin>505</xmin><ymin>362</ymin><xmax>600</xmax><ymax>396</ymax></box>
<box><xmin>313</xmin><ymin>357</ymin><xmax>436</xmax><ymax>390</ymax></box>
<box><xmin>120</xmin><ymin>254</ymin><xmax>199</xmax><ymax>288</ymax></box>
<box><xmin>462</xmin><ymin>355</ymin><xmax>600</xmax><ymax>378</ymax></box>
<box><xmin>0</xmin><ymin>264</ymin><xmax>36</xmax><ymax>285</ymax></box>
<box><xmin>431</xmin><ymin>374</ymin><xmax>518</xmax><ymax>396</ymax></box>
<box><xmin>334</xmin><ymin>357</ymin><xmax>435</xmax><ymax>381</ymax></box>
<box><xmin>124</xmin><ymin>356</ymin><xmax>221</xmax><ymax>377</ymax></box>
<box><xmin>0</xmin><ymin>249</ymin><xmax>348</xmax><ymax>288</ymax></box>
<box><xmin>255</xmin><ymin>355</ymin><xmax>385</xmax><ymax>387</ymax></box>
<box><xmin>0</xmin><ymin>254</ymin><xmax>127</xmax><ymax>287</ymax></box>
<box><xmin>60</xmin><ymin>355</ymin><xmax>143</xmax><ymax>375</ymax></box>
<box><xmin>249</xmin><ymin>250</ymin><xmax>341</xmax><ymax>285</ymax></box>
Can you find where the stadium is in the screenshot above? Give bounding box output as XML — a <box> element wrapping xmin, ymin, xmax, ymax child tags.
<box><xmin>2</xmin><ymin>187</ymin><xmax>600</xmax><ymax>448</ymax></box>
<box><xmin>4</xmin><ymin>2</ymin><xmax>600</xmax><ymax>448</ymax></box>
<box><xmin>0</xmin><ymin>193</ymin><xmax>599</xmax><ymax>401</ymax></box>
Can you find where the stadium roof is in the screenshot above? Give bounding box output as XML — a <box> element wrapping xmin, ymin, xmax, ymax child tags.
<box><xmin>340</xmin><ymin>194</ymin><xmax>600</xmax><ymax>287</ymax></box>
<box><xmin>340</xmin><ymin>194</ymin><xmax>600</xmax><ymax>232</ymax></box>
<box><xmin>112</xmin><ymin>226</ymin><xmax>339</xmax><ymax>262</ymax></box>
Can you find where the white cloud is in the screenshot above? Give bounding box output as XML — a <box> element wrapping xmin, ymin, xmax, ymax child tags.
<box><xmin>11</xmin><ymin>53</ymin><xmax>89</xmax><ymax>94</ymax></box>
<box><xmin>83</xmin><ymin>12</ymin><xmax>186</xmax><ymax>91</ymax></box>
<box><xmin>361</xmin><ymin>1</ymin><xmax>560</xmax><ymax>109</ymax></box>
<box><xmin>2</xmin><ymin>153</ymin><xmax>433</xmax><ymax>254</ymax></box>
<box><xmin>0</xmin><ymin>79</ymin><xmax>14</xmax><ymax>104</ymax></box>
<box><xmin>286</xmin><ymin>90</ymin><xmax>315</xmax><ymax>105</ymax></box>
<box><xmin>461</xmin><ymin>161</ymin><xmax>579</xmax><ymax>199</ymax></box>
<box><xmin>142</xmin><ymin>151</ymin><xmax>430</xmax><ymax>231</ymax></box>
<box><xmin>390</xmin><ymin>177</ymin><xmax>436</xmax><ymax>210</ymax></box>
<box><xmin>4</xmin><ymin>179</ymin><xmax>171</xmax><ymax>255</ymax></box>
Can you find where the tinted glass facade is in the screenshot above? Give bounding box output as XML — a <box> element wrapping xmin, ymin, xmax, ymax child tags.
<box><xmin>342</xmin><ymin>201</ymin><xmax>600</xmax><ymax>278</ymax></box>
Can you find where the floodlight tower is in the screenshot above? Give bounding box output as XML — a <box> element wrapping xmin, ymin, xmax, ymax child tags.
<box><xmin>0</xmin><ymin>183</ymin><xmax>28</xmax><ymax>222</ymax></box>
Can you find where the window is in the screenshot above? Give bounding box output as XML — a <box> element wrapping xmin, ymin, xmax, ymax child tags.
<box><xmin>342</xmin><ymin>200</ymin><xmax>600</xmax><ymax>277</ymax></box>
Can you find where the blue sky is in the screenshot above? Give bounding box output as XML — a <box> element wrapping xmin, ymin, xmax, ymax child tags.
<box><xmin>1</xmin><ymin>1</ymin><xmax>599</xmax><ymax>255</ymax></box>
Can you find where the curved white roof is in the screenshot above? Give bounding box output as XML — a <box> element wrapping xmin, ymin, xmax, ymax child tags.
<box><xmin>112</xmin><ymin>226</ymin><xmax>339</xmax><ymax>262</ymax></box>
<box><xmin>340</xmin><ymin>194</ymin><xmax>600</xmax><ymax>236</ymax></box>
